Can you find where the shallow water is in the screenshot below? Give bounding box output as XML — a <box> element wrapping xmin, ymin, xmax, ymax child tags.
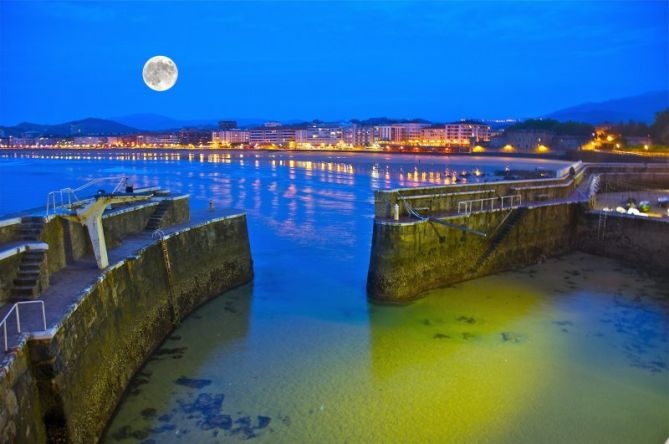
<box><xmin>0</xmin><ymin>151</ymin><xmax>666</xmax><ymax>443</ymax></box>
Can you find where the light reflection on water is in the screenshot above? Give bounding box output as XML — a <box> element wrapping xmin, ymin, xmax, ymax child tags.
<box><xmin>0</xmin><ymin>151</ymin><xmax>666</xmax><ymax>443</ymax></box>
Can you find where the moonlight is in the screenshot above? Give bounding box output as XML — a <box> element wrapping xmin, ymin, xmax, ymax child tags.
<box><xmin>142</xmin><ymin>56</ymin><xmax>178</xmax><ymax>92</ymax></box>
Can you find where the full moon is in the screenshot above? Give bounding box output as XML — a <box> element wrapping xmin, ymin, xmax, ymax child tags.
<box><xmin>142</xmin><ymin>56</ymin><xmax>178</xmax><ymax>92</ymax></box>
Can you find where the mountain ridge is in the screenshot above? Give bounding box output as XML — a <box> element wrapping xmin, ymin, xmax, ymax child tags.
<box><xmin>545</xmin><ymin>90</ymin><xmax>668</xmax><ymax>124</ymax></box>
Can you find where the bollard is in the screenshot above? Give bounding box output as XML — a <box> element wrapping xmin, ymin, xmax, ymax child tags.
<box><xmin>393</xmin><ymin>203</ymin><xmax>400</xmax><ymax>221</ymax></box>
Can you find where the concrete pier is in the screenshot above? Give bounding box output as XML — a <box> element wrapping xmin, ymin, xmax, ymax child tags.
<box><xmin>0</xmin><ymin>194</ymin><xmax>253</xmax><ymax>443</ymax></box>
<box><xmin>367</xmin><ymin>163</ymin><xmax>669</xmax><ymax>303</ymax></box>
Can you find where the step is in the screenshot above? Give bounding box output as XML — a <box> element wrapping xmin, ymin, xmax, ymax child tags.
<box><xmin>14</xmin><ymin>277</ymin><xmax>37</xmax><ymax>286</ymax></box>
<box><xmin>17</xmin><ymin>271</ymin><xmax>40</xmax><ymax>279</ymax></box>
<box><xmin>12</xmin><ymin>286</ymin><xmax>35</xmax><ymax>295</ymax></box>
<box><xmin>23</xmin><ymin>252</ymin><xmax>44</xmax><ymax>258</ymax></box>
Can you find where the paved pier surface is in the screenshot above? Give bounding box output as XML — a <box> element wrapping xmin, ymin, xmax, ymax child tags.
<box><xmin>0</xmin><ymin>207</ymin><xmax>242</xmax><ymax>362</ymax></box>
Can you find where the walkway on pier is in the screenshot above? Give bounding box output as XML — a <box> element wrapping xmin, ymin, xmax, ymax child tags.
<box><xmin>0</xmin><ymin>208</ymin><xmax>242</xmax><ymax>362</ymax></box>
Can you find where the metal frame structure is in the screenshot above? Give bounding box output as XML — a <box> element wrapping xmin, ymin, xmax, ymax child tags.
<box><xmin>45</xmin><ymin>176</ymin><xmax>128</xmax><ymax>217</ymax></box>
<box><xmin>1</xmin><ymin>300</ymin><xmax>47</xmax><ymax>352</ymax></box>
<box><xmin>457</xmin><ymin>194</ymin><xmax>522</xmax><ymax>216</ymax></box>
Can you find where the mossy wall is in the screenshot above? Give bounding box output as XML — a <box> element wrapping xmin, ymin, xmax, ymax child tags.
<box><xmin>367</xmin><ymin>203</ymin><xmax>580</xmax><ymax>303</ymax></box>
<box><xmin>0</xmin><ymin>220</ymin><xmax>20</xmax><ymax>244</ymax></box>
<box><xmin>577</xmin><ymin>212</ymin><xmax>669</xmax><ymax>274</ymax></box>
<box><xmin>157</xmin><ymin>196</ymin><xmax>190</xmax><ymax>230</ymax></box>
<box><xmin>0</xmin><ymin>341</ymin><xmax>47</xmax><ymax>444</ymax></box>
<box><xmin>30</xmin><ymin>214</ymin><xmax>252</xmax><ymax>443</ymax></box>
<box><xmin>0</xmin><ymin>252</ymin><xmax>22</xmax><ymax>303</ymax></box>
<box><xmin>101</xmin><ymin>204</ymin><xmax>158</xmax><ymax>248</ymax></box>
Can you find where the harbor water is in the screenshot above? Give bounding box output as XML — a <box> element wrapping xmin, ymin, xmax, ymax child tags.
<box><xmin>0</xmin><ymin>151</ymin><xmax>666</xmax><ymax>443</ymax></box>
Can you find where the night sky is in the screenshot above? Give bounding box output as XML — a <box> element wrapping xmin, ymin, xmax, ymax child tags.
<box><xmin>1</xmin><ymin>1</ymin><xmax>667</xmax><ymax>124</ymax></box>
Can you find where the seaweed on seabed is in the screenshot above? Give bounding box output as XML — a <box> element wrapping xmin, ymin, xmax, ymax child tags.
<box><xmin>150</xmin><ymin>346</ymin><xmax>188</xmax><ymax>361</ymax></box>
<box><xmin>174</xmin><ymin>376</ymin><xmax>212</xmax><ymax>389</ymax></box>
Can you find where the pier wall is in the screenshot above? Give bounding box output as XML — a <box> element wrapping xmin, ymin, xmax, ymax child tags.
<box><xmin>0</xmin><ymin>213</ymin><xmax>253</xmax><ymax>443</ymax></box>
<box><xmin>577</xmin><ymin>212</ymin><xmax>669</xmax><ymax>274</ymax></box>
<box><xmin>367</xmin><ymin>203</ymin><xmax>580</xmax><ymax>303</ymax></box>
<box><xmin>0</xmin><ymin>340</ymin><xmax>46</xmax><ymax>443</ymax></box>
<box><xmin>0</xmin><ymin>253</ymin><xmax>22</xmax><ymax>302</ymax></box>
<box><xmin>0</xmin><ymin>218</ymin><xmax>21</xmax><ymax>244</ymax></box>
<box><xmin>368</xmin><ymin>163</ymin><xmax>669</xmax><ymax>303</ymax></box>
<box><xmin>374</xmin><ymin>172</ymin><xmax>584</xmax><ymax>219</ymax></box>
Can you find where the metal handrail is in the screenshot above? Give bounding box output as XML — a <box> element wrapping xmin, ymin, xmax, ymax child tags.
<box><xmin>1</xmin><ymin>300</ymin><xmax>47</xmax><ymax>352</ymax></box>
<box><xmin>457</xmin><ymin>194</ymin><xmax>522</xmax><ymax>216</ymax></box>
<box><xmin>45</xmin><ymin>176</ymin><xmax>128</xmax><ymax>216</ymax></box>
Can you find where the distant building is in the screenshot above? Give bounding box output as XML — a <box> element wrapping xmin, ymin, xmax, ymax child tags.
<box><xmin>218</xmin><ymin>120</ymin><xmax>237</xmax><ymax>130</ymax></box>
<box><xmin>377</xmin><ymin>123</ymin><xmax>430</xmax><ymax>143</ymax></box>
<box><xmin>8</xmin><ymin>136</ymin><xmax>38</xmax><ymax>147</ymax></box>
<box><xmin>73</xmin><ymin>136</ymin><xmax>106</xmax><ymax>146</ymax></box>
<box><xmin>249</xmin><ymin>127</ymin><xmax>296</xmax><ymax>145</ymax></box>
<box><xmin>445</xmin><ymin>123</ymin><xmax>491</xmax><ymax>145</ymax></box>
<box><xmin>178</xmin><ymin>129</ymin><xmax>212</xmax><ymax>146</ymax></box>
<box><xmin>343</xmin><ymin>124</ymin><xmax>378</xmax><ymax>146</ymax></box>
<box><xmin>499</xmin><ymin>130</ymin><xmax>553</xmax><ymax>151</ymax></box>
<box><xmin>212</xmin><ymin>129</ymin><xmax>250</xmax><ymax>144</ymax></box>
<box><xmin>35</xmin><ymin>137</ymin><xmax>65</xmax><ymax>147</ymax></box>
<box><xmin>137</xmin><ymin>134</ymin><xmax>179</xmax><ymax>146</ymax></box>
<box><xmin>295</xmin><ymin>123</ymin><xmax>344</xmax><ymax>146</ymax></box>
<box><xmin>420</xmin><ymin>126</ymin><xmax>447</xmax><ymax>145</ymax></box>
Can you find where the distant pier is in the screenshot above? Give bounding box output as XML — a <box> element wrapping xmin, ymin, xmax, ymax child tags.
<box><xmin>367</xmin><ymin>162</ymin><xmax>669</xmax><ymax>303</ymax></box>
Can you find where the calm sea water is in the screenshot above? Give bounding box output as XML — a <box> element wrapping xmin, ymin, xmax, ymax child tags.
<box><xmin>0</xmin><ymin>151</ymin><xmax>666</xmax><ymax>443</ymax></box>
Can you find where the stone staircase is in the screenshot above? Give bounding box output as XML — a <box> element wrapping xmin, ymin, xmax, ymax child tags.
<box><xmin>18</xmin><ymin>216</ymin><xmax>45</xmax><ymax>241</ymax></box>
<box><xmin>12</xmin><ymin>250</ymin><xmax>46</xmax><ymax>300</ymax></box>
<box><xmin>146</xmin><ymin>200</ymin><xmax>171</xmax><ymax>231</ymax></box>
<box><xmin>472</xmin><ymin>206</ymin><xmax>527</xmax><ymax>271</ymax></box>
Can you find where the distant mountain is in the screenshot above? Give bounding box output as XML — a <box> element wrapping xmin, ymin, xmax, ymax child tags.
<box><xmin>0</xmin><ymin>118</ymin><xmax>139</xmax><ymax>137</ymax></box>
<box><xmin>110</xmin><ymin>114</ymin><xmax>216</xmax><ymax>131</ymax></box>
<box><xmin>111</xmin><ymin>114</ymin><xmax>266</xmax><ymax>131</ymax></box>
<box><xmin>545</xmin><ymin>90</ymin><xmax>669</xmax><ymax>124</ymax></box>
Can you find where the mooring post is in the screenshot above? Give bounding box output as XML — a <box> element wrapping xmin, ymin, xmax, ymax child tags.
<box><xmin>393</xmin><ymin>203</ymin><xmax>400</xmax><ymax>221</ymax></box>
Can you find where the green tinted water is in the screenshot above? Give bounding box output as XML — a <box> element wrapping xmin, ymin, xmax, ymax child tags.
<box><xmin>104</xmin><ymin>253</ymin><xmax>668</xmax><ymax>443</ymax></box>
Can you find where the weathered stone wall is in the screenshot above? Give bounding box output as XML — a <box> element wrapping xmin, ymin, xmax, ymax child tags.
<box><xmin>367</xmin><ymin>203</ymin><xmax>580</xmax><ymax>303</ymax></box>
<box><xmin>157</xmin><ymin>196</ymin><xmax>190</xmax><ymax>229</ymax></box>
<box><xmin>102</xmin><ymin>203</ymin><xmax>158</xmax><ymax>248</ymax></box>
<box><xmin>28</xmin><ymin>214</ymin><xmax>252</xmax><ymax>443</ymax></box>
<box><xmin>0</xmin><ymin>219</ymin><xmax>21</xmax><ymax>244</ymax></box>
<box><xmin>599</xmin><ymin>171</ymin><xmax>669</xmax><ymax>192</ymax></box>
<box><xmin>0</xmin><ymin>342</ymin><xmax>47</xmax><ymax>444</ymax></box>
<box><xmin>0</xmin><ymin>252</ymin><xmax>22</xmax><ymax>303</ymax></box>
<box><xmin>577</xmin><ymin>212</ymin><xmax>669</xmax><ymax>274</ymax></box>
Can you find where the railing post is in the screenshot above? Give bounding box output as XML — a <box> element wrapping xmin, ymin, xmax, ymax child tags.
<box><xmin>16</xmin><ymin>305</ymin><xmax>21</xmax><ymax>333</ymax></box>
<box><xmin>3</xmin><ymin>321</ymin><xmax>7</xmax><ymax>352</ymax></box>
<box><xmin>41</xmin><ymin>302</ymin><xmax>47</xmax><ymax>330</ymax></box>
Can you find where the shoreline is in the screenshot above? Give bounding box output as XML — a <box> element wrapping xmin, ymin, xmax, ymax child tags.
<box><xmin>2</xmin><ymin>146</ymin><xmax>668</xmax><ymax>163</ymax></box>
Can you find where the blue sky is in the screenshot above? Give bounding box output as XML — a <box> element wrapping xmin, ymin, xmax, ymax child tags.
<box><xmin>1</xmin><ymin>1</ymin><xmax>667</xmax><ymax>124</ymax></box>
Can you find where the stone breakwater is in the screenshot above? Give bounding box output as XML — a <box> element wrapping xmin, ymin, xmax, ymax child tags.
<box><xmin>0</xmin><ymin>213</ymin><xmax>253</xmax><ymax>443</ymax></box>
<box><xmin>367</xmin><ymin>163</ymin><xmax>669</xmax><ymax>303</ymax></box>
<box><xmin>367</xmin><ymin>203</ymin><xmax>581</xmax><ymax>303</ymax></box>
